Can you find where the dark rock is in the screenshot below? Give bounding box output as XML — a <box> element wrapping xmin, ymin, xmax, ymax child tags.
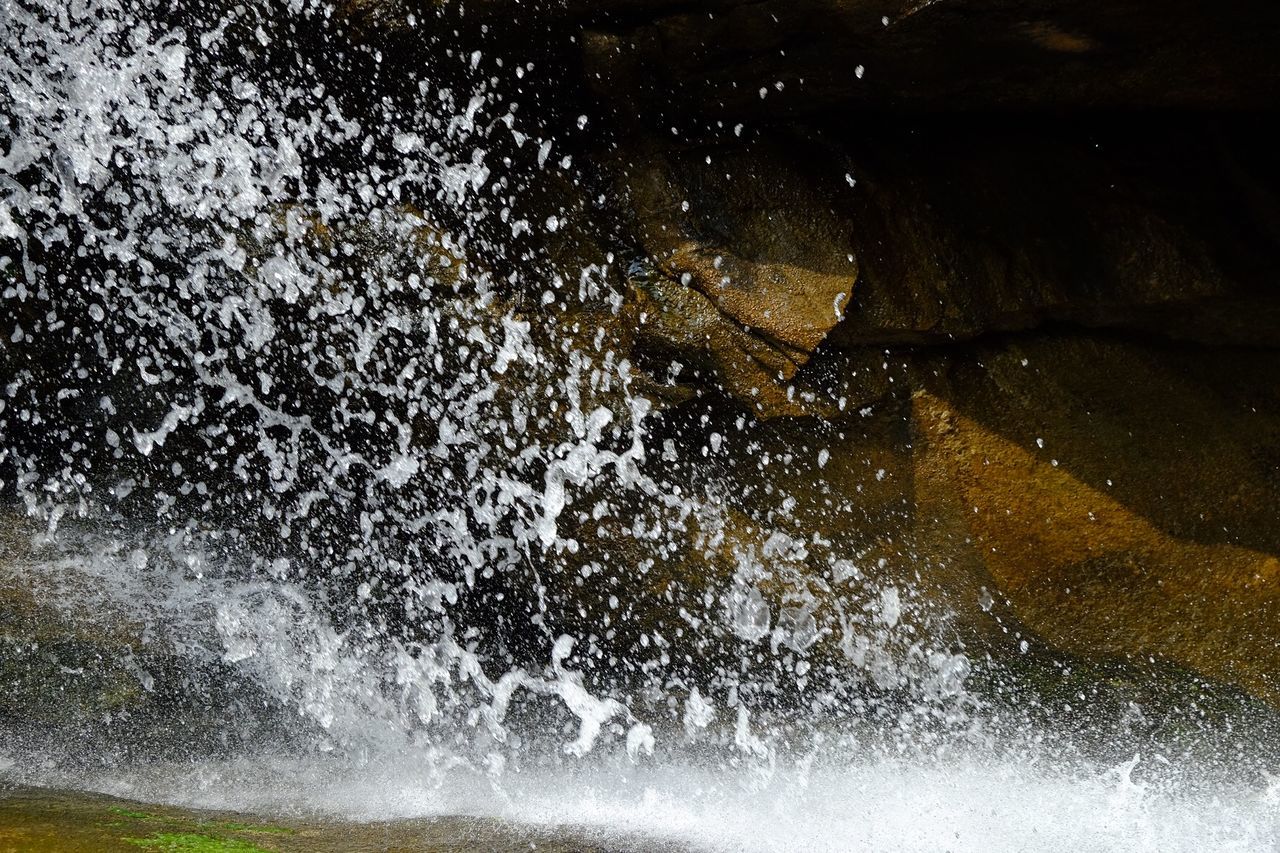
<box><xmin>349</xmin><ymin>0</ymin><xmax>1280</xmax><ymax>117</ymax></box>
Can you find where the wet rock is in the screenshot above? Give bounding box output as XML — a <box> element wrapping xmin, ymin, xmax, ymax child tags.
<box><xmin>625</xmin><ymin>140</ymin><xmax>857</xmax><ymax>355</ymax></box>
<box><xmin>569</xmin><ymin>323</ymin><xmax>1280</xmax><ymax>712</ymax></box>
<box><xmin>504</xmin><ymin>117</ymin><xmax>1280</xmax><ymax>705</ymax></box>
<box><xmin>597</xmin><ymin>119</ymin><xmax>1280</xmax><ymax>422</ymax></box>
<box><xmin>830</xmin><ymin>119</ymin><xmax>1280</xmax><ymax>347</ymax></box>
<box><xmin>534</xmin><ymin>385</ymin><xmax>947</xmax><ymax>705</ymax></box>
<box><xmin>0</xmin><ymin>509</ymin><xmax>299</xmax><ymax>764</ymax></box>
<box><xmin>529</xmin><ymin>323</ymin><xmax>1280</xmax><ymax>728</ymax></box>
<box><xmin>627</xmin><ymin>274</ymin><xmax>814</xmax><ymax>417</ymax></box>
<box><xmin>0</xmin><ymin>785</ymin><xmax>675</xmax><ymax>852</ymax></box>
<box><xmin>618</xmin><ymin>136</ymin><xmax>857</xmax><ymax>417</ymax></box>
<box><xmin>906</xmin><ymin>333</ymin><xmax>1280</xmax><ymax>706</ymax></box>
<box><xmin>13</xmin><ymin>0</ymin><xmax>1280</xmax><ymax>747</ymax></box>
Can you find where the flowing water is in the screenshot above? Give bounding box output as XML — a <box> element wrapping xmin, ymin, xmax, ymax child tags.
<box><xmin>2</xmin><ymin>0</ymin><xmax>1279</xmax><ymax>849</ymax></box>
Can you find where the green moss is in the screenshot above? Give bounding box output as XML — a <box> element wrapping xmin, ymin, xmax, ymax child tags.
<box><xmin>125</xmin><ymin>832</ymin><xmax>274</xmax><ymax>853</ymax></box>
<box><xmin>207</xmin><ymin>821</ymin><xmax>293</xmax><ymax>836</ymax></box>
<box><xmin>101</xmin><ymin>805</ymin><xmax>292</xmax><ymax>838</ymax></box>
<box><xmin>1</xmin><ymin>784</ymin><xmax>620</xmax><ymax>852</ymax></box>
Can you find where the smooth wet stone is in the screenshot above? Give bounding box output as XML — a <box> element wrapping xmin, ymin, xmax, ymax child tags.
<box><xmin>0</xmin><ymin>785</ymin><xmax>679</xmax><ymax>853</ymax></box>
<box><xmin>906</xmin><ymin>333</ymin><xmax>1280</xmax><ymax>706</ymax></box>
<box><xmin>0</xmin><ymin>512</ymin><xmax>301</xmax><ymax>764</ymax></box>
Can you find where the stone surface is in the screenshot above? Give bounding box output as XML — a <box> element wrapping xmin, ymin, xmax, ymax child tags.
<box><xmin>904</xmin><ymin>333</ymin><xmax>1280</xmax><ymax>706</ymax></box>
<box><xmin>625</xmin><ymin>140</ymin><xmax>858</xmax><ymax>354</ymax></box>
<box><xmin>537</xmin><ymin>324</ymin><xmax>1280</xmax><ymax>737</ymax></box>
<box><xmin>0</xmin><ymin>785</ymin><xmax>677</xmax><ymax>852</ymax></box>
<box><xmin>606</xmin><ymin>118</ymin><xmax>1280</xmax><ymax>416</ymax></box>
<box><xmin>345</xmin><ymin>0</ymin><xmax>1280</xmax><ymax>115</ymax></box>
<box><xmin>517</xmin><ymin>108</ymin><xmax>1280</xmax><ymax>710</ymax></box>
<box><xmin>616</xmin><ymin>135</ymin><xmax>857</xmax><ymax>417</ymax></box>
<box><xmin>0</xmin><ymin>512</ymin><xmax>298</xmax><ymax>763</ymax></box>
<box><xmin>829</xmin><ymin>119</ymin><xmax>1280</xmax><ymax>347</ymax></box>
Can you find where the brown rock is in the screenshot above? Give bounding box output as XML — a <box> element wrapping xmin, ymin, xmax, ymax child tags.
<box><xmin>629</xmin><ymin>274</ymin><xmax>817</xmax><ymax>417</ymax></box>
<box><xmin>620</xmin><ymin>137</ymin><xmax>858</xmax><ymax>415</ymax></box>
<box><xmin>908</xmin><ymin>334</ymin><xmax>1280</xmax><ymax>705</ymax></box>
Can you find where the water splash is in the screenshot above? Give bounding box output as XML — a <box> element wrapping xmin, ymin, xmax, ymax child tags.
<box><xmin>1</xmin><ymin>0</ymin><xmax>971</xmax><ymax>768</ymax></box>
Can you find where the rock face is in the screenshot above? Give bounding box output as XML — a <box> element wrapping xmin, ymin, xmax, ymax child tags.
<box><xmin>595</xmin><ymin>124</ymin><xmax>1280</xmax><ymax>709</ymax></box>
<box><xmin>907</xmin><ymin>335</ymin><xmax>1280</xmax><ymax>705</ymax></box>
<box><xmin>626</xmin><ymin>140</ymin><xmax>857</xmax><ymax>353</ymax></box>
<box><xmin>0</xmin><ymin>514</ymin><xmax>297</xmax><ymax>762</ymax></box>
<box><xmin>8</xmin><ymin>0</ymin><xmax>1280</xmax><ymax>737</ymax></box>
<box><xmin>620</xmin><ymin>136</ymin><xmax>858</xmax><ymax>416</ymax></box>
<box><xmin>575</xmin><ymin>0</ymin><xmax>1280</xmax><ymax>118</ymax></box>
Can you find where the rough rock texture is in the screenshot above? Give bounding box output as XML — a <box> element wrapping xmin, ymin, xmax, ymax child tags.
<box><xmin>619</xmin><ymin>136</ymin><xmax>858</xmax><ymax>415</ymax></box>
<box><xmin>572</xmin><ymin>116</ymin><xmax>1280</xmax><ymax>710</ymax></box>
<box><xmin>611</xmin><ymin>118</ymin><xmax>1280</xmax><ymax>401</ymax></box>
<box><xmin>626</xmin><ymin>139</ymin><xmax>857</xmax><ymax>353</ymax></box>
<box><xmin>575</xmin><ymin>115</ymin><xmax>1280</xmax><ymax>710</ymax></box>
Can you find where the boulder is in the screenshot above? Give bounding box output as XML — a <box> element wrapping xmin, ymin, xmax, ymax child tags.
<box><xmin>538</xmin><ymin>326</ymin><xmax>1280</xmax><ymax>728</ymax></box>
<box><xmin>612</xmin><ymin>118</ymin><xmax>1280</xmax><ymax>413</ymax></box>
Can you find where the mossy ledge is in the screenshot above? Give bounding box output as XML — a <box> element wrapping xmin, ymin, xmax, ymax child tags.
<box><xmin>0</xmin><ymin>784</ymin><xmax>680</xmax><ymax>852</ymax></box>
